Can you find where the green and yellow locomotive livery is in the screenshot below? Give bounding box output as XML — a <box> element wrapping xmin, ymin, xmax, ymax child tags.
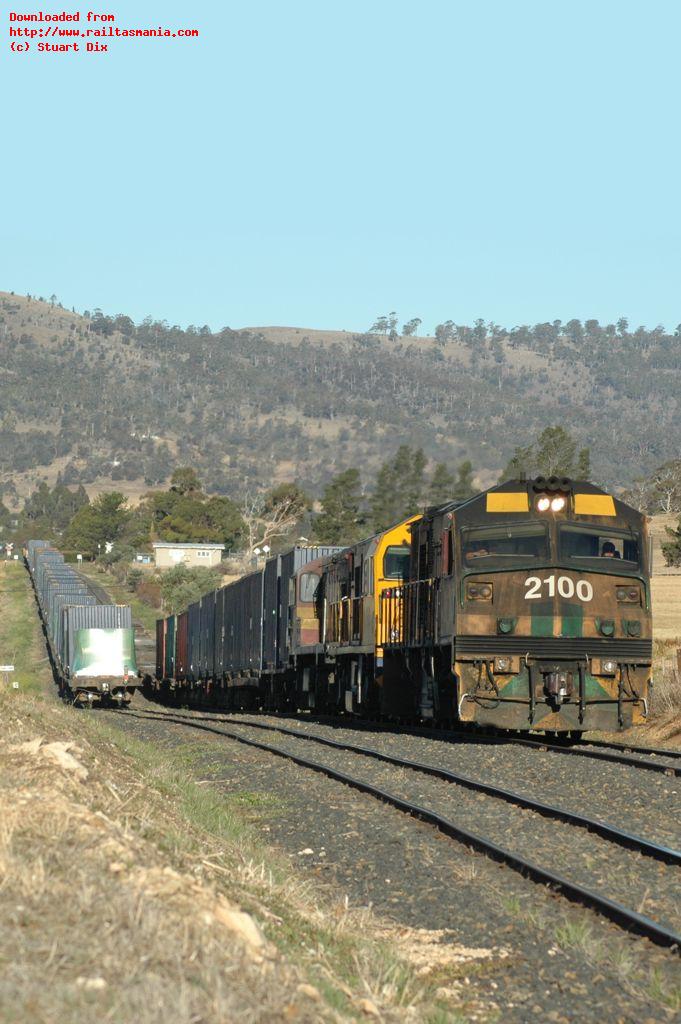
<box><xmin>381</xmin><ymin>478</ymin><xmax>652</xmax><ymax>733</ymax></box>
<box><xmin>320</xmin><ymin>514</ymin><xmax>418</xmax><ymax>713</ymax></box>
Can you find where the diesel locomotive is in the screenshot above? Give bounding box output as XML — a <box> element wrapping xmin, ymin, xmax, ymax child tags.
<box><xmin>379</xmin><ymin>477</ymin><xmax>652</xmax><ymax>732</ymax></box>
<box><xmin>152</xmin><ymin>477</ymin><xmax>652</xmax><ymax>733</ymax></box>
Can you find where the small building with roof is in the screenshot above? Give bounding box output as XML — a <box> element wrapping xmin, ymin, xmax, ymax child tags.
<box><xmin>152</xmin><ymin>542</ymin><xmax>224</xmax><ymax>569</ymax></box>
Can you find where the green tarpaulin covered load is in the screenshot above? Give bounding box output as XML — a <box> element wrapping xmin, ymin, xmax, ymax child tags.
<box><xmin>71</xmin><ymin>628</ymin><xmax>137</xmax><ymax>678</ymax></box>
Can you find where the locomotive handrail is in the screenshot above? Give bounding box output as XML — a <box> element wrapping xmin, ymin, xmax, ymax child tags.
<box><xmin>380</xmin><ymin>578</ymin><xmax>437</xmax><ymax>648</ymax></box>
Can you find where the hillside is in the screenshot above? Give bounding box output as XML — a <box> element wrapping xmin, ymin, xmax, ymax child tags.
<box><xmin>1</xmin><ymin>291</ymin><xmax>680</xmax><ymax>507</ymax></box>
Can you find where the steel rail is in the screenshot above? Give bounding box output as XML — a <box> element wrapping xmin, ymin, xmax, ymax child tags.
<box><xmin>181</xmin><ymin>712</ymin><xmax>681</xmax><ymax>865</ymax></box>
<box><xmin>574</xmin><ymin>738</ymin><xmax>681</xmax><ymax>760</ymax></box>
<box><xmin>117</xmin><ymin>707</ymin><xmax>681</xmax><ymax>951</ymax></box>
<box><xmin>500</xmin><ymin>733</ymin><xmax>681</xmax><ymax>776</ymax></box>
<box><xmin>201</xmin><ymin>708</ymin><xmax>681</xmax><ymax>777</ymax></box>
<box><xmin>255</xmin><ymin>712</ymin><xmax>681</xmax><ymax>777</ymax></box>
<box><xmin>291</xmin><ymin>714</ymin><xmax>681</xmax><ymax>777</ymax></box>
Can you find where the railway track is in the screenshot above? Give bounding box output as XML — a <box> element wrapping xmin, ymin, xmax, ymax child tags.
<box><xmin>117</xmin><ymin>704</ymin><xmax>681</xmax><ymax>952</ymax></box>
<box><xmin>498</xmin><ymin>732</ymin><xmax>681</xmax><ymax>777</ymax></box>
<box><xmin>574</xmin><ymin>736</ymin><xmax>681</xmax><ymax>760</ymax></box>
<box><xmin>294</xmin><ymin>715</ymin><xmax>681</xmax><ymax>777</ymax></box>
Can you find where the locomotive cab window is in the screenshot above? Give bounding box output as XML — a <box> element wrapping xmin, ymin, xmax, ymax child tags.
<box><xmin>462</xmin><ymin>524</ymin><xmax>549</xmax><ymax>568</ymax></box>
<box><xmin>383</xmin><ymin>545</ymin><xmax>410</xmax><ymax>579</ymax></box>
<box><xmin>559</xmin><ymin>526</ymin><xmax>640</xmax><ymax>569</ymax></box>
<box><xmin>299</xmin><ymin>572</ymin><xmax>320</xmax><ymax>603</ymax></box>
<box><xmin>364</xmin><ymin>557</ymin><xmax>373</xmax><ymax>594</ymax></box>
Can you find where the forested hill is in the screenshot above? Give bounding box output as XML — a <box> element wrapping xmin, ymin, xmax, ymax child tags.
<box><xmin>0</xmin><ymin>291</ymin><xmax>679</xmax><ymax>507</ymax></box>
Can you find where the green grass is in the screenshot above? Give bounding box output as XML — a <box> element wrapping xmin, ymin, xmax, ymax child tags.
<box><xmin>493</xmin><ymin>887</ymin><xmax>680</xmax><ymax>1016</ymax></box>
<box><xmin>0</xmin><ymin>562</ymin><xmax>52</xmax><ymax>696</ymax></box>
<box><xmin>553</xmin><ymin>918</ymin><xmax>597</xmax><ymax>957</ymax></box>
<box><xmin>647</xmin><ymin>968</ymin><xmax>681</xmax><ymax>1013</ymax></box>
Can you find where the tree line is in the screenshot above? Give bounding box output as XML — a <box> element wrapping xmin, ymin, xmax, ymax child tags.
<box><xmin>4</xmin><ymin>293</ymin><xmax>681</xmax><ymax>504</ymax></box>
<box><xmin>4</xmin><ymin>425</ymin><xmax>599</xmax><ymax>558</ymax></box>
<box><xmin>5</xmin><ymin>449</ymin><xmax>477</xmax><ymax>557</ymax></box>
<box><xmin>14</xmin><ymin>423</ymin><xmax>681</xmax><ymax>566</ymax></box>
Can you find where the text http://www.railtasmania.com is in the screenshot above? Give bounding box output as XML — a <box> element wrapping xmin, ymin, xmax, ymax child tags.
<box><xmin>8</xmin><ymin>10</ymin><xmax>199</xmax><ymax>54</ymax></box>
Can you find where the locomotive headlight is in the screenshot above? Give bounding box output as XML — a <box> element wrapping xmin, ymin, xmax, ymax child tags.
<box><xmin>550</xmin><ymin>496</ymin><xmax>566</xmax><ymax>512</ymax></box>
<box><xmin>466</xmin><ymin>582</ymin><xmax>493</xmax><ymax>601</ymax></box>
<box><xmin>495</xmin><ymin>656</ymin><xmax>512</xmax><ymax>673</ymax></box>
<box><xmin>616</xmin><ymin>586</ymin><xmax>640</xmax><ymax>604</ymax></box>
<box><xmin>536</xmin><ymin>496</ymin><xmax>551</xmax><ymax>512</ymax></box>
<box><xmin>602</xmin><ymin>660</ymin><xmax>617</xmax><ymax>675</ymax></box>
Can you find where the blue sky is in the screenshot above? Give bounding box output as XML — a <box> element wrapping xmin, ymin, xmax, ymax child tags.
<box><xmin>2</xmin><ymin>0</ymin><xmax>679</xmax><ymax>332</ymax></box>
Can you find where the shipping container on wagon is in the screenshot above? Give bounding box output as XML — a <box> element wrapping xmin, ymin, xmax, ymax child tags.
<box><xmin>44</xmin><ymin>574</ymin><xmax>87</xmax><ymax>594</ymax></box>
<box><xmin>164</xmin><ymin>615</ymin><xmax>176</xmax><ymax>679</ymax></box>
<box><xmin>34</xmin><ymin>554</ymin><xmax>66</xmax><ymax>595</ymax></box>
<box><xmin>214</xmin><ymin>586</ymin><xmax>226</xmax><ymax>679</ymax></box>
<box><xmin>156</xmin><ymin>619</ymin><xmax>166</xmax><ymax>680</ymax></box>
<box><xmin>34</xmin><ymin>545</ymin><xmax>65</xmax><ymax>571</ymax></box>
<box><xmin>70</xmin><ymin>629</ymin><xmax>137</xmax><ymax>680</ymax></box>
<box><xmin>45</xmin><ymin>589</ymin><xmax>90</xmax><ymax>630</ymax></box>
<box><xmin>262</xmin><ymin>554</ymin><xmax>281</xmax><ymax>671</ymax></box>
<box><xmin>63</xmin><ymin>604</ymin><xmax>134</xmax><ymax>675</ymax></box>
<box><xmin>220</xmin><ymin>570</ymin><xmax>263</xmax><ymax>676</ymax></box>
<box><xmin>187</xmin><ymin>600</ymin><xmax>201</xmax><ymax>680</ymax></box>
<box><xmin>26</xmin><ymin>540</ymin><xmax>51</xmax><ymax>572</ymax></box>
<box><xmin>274</xmin><ymin>546</ymin><xmax>341</xmax><ymax>670</ymax></box>
<box><xmin>41</xmin><ymin>570</ymin><xmax>83</xmax><ymax>597</ymax></box>
<box><xmin>37</xmin><ymin>574</ymin><xmax>79</xmax><ymax>612</ymax></box>
<box><xmin>29</xmin><ymin>544</ymin><xmax>61</xmax><ymax>574</ymax></box>
<box><xmin>175</xmin><ymin>611</ymin><xmax>189</xmax><ymax>680</ymax></box>
<box><xmin>199</xmin><ymin>590</ymin><xmax>216</xmax><ymax>679</ymax></box>
<box><xmin>34</xmin><ymin>549</ymin><xmax>64</xmax><ymax>571</ymax></box>
<box><xmin>44</xmin><ymin>580</ymin><xmax>89</xmax><ymax>612</ymax></box>
<box><xmin>50</xmin><ymin>593</ymin><xmax>96</xmax><ymax>647</ymax></box>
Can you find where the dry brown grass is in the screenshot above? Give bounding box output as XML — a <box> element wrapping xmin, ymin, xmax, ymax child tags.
<box><xmin>648</xmin><ymin>518</ymin><xmax>681</xmax><ymax>741</ymax></box>
<box><xmin>0</xmin><ymin>696</ymin><xmax>462</xmax><ymax>1023</ymax></box>
<box><xmin>0</xmin><ymin>703</ymin><xmax>326</xmax><ymax>1024</ymax></box>
<box><xmin>0</xmin><ymin>691</ymin><xmax>488</xmax><ymax>1022</ymax></box>
<box><xmin>651</xmin><ymin>649</ymin><xmax>681</xmax><ymax>720</ymax></box>
<box><xmin>651</xmin><ymin>576</ymin><xmax>681</xmax><ymax>641</ymax></box>
<box><xmin>0</xmin><ymin>558</ymin><xmax>496</xmax><ymax>1022</ymax></box>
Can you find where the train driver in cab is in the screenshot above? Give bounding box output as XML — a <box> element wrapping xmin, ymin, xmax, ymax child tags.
<box><xmin>467</xmin><ymin>541</ymin><xmax>490</xmax><ymax>560</ymax></box>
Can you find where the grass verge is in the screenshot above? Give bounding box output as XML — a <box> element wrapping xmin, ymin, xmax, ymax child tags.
<box><xmin>0</xmin><ymin>561</ymin><xmax>53</xmax><ymax>695</ymax></box>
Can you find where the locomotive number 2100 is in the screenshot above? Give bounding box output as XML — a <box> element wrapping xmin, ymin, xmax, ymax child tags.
<box><xmin>524</xmin><ymin>576</ymin><xmax>593</xmax><ymax>602</ymax></box>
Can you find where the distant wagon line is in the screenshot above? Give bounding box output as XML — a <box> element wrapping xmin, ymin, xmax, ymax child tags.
<box><xmin>25</xmin><ymin>540</ymin><xmax>139</xmax><ymax>707</ymax></box>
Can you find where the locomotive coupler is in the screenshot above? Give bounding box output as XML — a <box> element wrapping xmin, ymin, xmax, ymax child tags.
<box><xmin>540</xmin><ymin>663</ymin><xmax>574</xmax><ymax>710</ymax></box>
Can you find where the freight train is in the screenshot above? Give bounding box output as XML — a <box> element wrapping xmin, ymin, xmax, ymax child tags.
<box><xmin>151</xmin><ymin>477</ymin><xmax>652</xmax><ymax>733</ymax></box>
<box><xmin>25</xmin><ymin>541</ymin><xmax>139</xmax><ymax>706</ymax></box>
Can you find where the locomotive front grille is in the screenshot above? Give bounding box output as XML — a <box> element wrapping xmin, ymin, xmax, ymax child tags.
<box><xmin>454</xmin><ymin>635</ymin><xmax>652</xmax><ymax>662</ymax></box>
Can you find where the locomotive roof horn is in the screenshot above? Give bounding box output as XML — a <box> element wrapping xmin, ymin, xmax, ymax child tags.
<box><xmin>532</xmin><ymin>475</ymin><xmax>572</xmax><ymax>493</ymax></box>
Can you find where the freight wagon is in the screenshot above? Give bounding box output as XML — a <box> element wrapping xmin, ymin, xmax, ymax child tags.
<box><xmin>152</xmin><ymin>546</ymin><xmax>341</xmax><ymax>709</ymax></box>
<box><xmin>25</xmin><ymin>540</ymin><xmax>139</xmax><ymax>706</ymax></box>
<box><xmin>152</xmin><ymin>478</ymin><xmax>653</xmax><ymax>734</ymax></box>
